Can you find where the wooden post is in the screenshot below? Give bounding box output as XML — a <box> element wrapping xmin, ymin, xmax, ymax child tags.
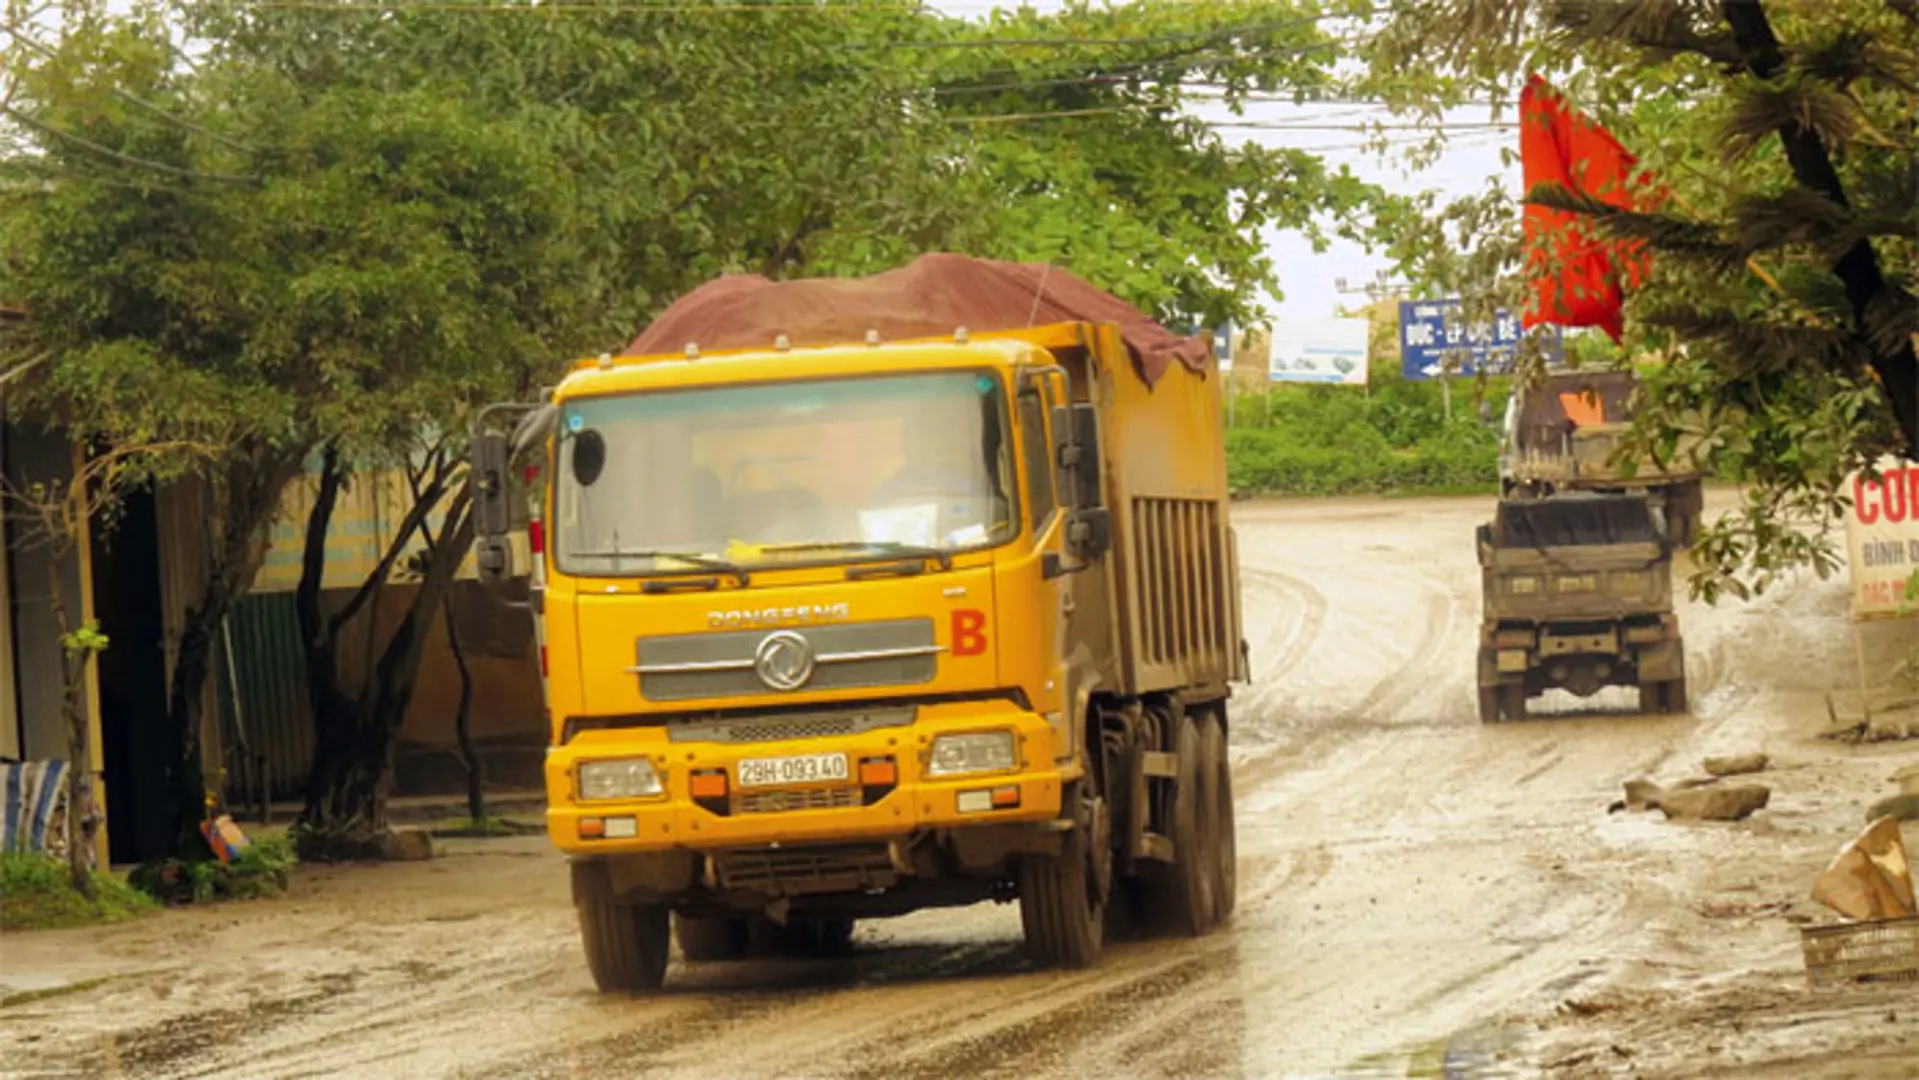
<box><xmin>0</xmin><ymin>420</ymin><xmax>17</xmax><ymax>762</ymax></box>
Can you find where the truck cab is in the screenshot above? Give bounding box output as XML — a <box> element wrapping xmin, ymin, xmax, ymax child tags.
<box><xmin>472</xmin><ymin>321</ymin><xmax>1245</xmax><ymax>991</ymax></box>
<box><xmin>1475</xmin><ymin>493</ymin><xmax>1686</xmax><ymax>723</ymax></box>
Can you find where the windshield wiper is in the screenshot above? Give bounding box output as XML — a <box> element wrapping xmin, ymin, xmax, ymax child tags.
<box><xmin>756</xmin><ymin>540</ymin><xmax>954</xmax><ymax>572</ymax></box>
<box><xmin>568</xmin><ymin>549</ymin><xmax>750</xmax><ymax>586</ymax></box>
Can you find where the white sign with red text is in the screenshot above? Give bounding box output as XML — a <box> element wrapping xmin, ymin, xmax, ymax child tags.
<box><xmin>1846</xmin><ymin>457</ymin><xmax>1919</xmax><ymax>619</ymax></box>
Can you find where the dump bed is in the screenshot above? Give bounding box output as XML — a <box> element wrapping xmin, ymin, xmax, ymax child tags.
<box><xmin>1505</xmin><ymin>370</ymin><xmax>1703</xmax><ymax>488</ymax></box>
<box><xmin>1477</xmin><ymin>496</ymin><xmax>1673</xmax><ymax>623</ymax></box>
<box><xmin>1049</xmin><ymin>322</ymin><xmax>1245</xmax><ymax>696</ymax></box>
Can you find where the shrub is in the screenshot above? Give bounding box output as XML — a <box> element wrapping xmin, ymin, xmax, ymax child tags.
<box><xmin>129</xmin><ymin>835</ymin><xmax>297</xmax><ymax>906</ymax></box>
<box><xmin>1223</xmin><ymin>378</ymin><xmax>1503</xmax><ymax>497</ymax></box>
<box><xmin>0</xmin><ymin>852</ymin><xmax>155</xmax><ymax>931</ymax></box>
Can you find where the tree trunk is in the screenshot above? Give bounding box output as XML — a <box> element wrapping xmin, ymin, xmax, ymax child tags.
<box><xmin>443</xmin><ymin>588</ymin><xmax>484</xmax><ymax>826</ymax></box>
<box><xmin>164</xmin><ymin>446</ymin><xmax>305</xmax><ymax>856</ymax></box>
<box><xmin>297</xmin><ymin>478</ymin><xmax>477</xmax><ymax>860</ymax></box>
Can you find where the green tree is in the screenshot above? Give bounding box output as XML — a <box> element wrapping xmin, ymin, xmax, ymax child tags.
<box><xmin>1358</xmin><ymin>0</ymin><xmax>1919</xmax><ymax>598</ymax></box>
<box><xmin>4</xmin><ymin>0</ymin><xmax>1424</xmax><ymax>855</ymax></box>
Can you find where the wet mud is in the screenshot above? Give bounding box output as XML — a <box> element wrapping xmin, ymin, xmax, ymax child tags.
<box><xmin>5</xmin><ymin>494</ymin><xmax>1918</xmax><ymax>1078</ymax></box>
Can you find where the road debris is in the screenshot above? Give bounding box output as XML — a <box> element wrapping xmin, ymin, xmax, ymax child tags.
<box><xmin>378</xmin><ymin>828</ymin><xmax>437</xmax><ymax>862</ymax></box>
<box><xmin>1812</xmin><ymin>818</ymin><xmax>1914</xmax><ymax>922</ymax></box>
<box><xmin>1703</xmin><ymin>753</ymin><xmax>1769</xmax><ymax>778</ymax></box>
<box><xmin>1622</xmin><ymin>778</ymin><xmax>1665</xmax><ymax>811</ymax></box>
<box><xmin>1658</xmin><ymin>784</ymin><xmax>1771</xmax><ymax>822</ymax></box>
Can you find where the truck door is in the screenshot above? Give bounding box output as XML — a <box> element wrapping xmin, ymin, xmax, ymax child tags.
<box><xmin>1014</xmin><ymin>370</ymin><xmax>1071</xmax><ymax>733</ymax></box>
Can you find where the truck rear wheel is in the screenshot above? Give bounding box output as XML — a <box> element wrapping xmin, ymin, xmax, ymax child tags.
<box><xmin>674</xmin><ymin>914</ymin><xmax>750</xmax><ymax>962</ymax></box>
<box><xmin>1477</xmin><ymin>686</ymin><xmax>1500</xmax><ymax>724</ymax></box>
<box><xmin>1147</xmin><ymin>711</ymin><xmax>1218</xmax><ymax>936</ymax></box>
<box><xmin>1201</xmin><ymin>711</ymin><xmax>1236</xmax><ymax>923</ymax></box>
<box><xmin>572</xmin><ymin>860</ymin><xmax>671</xmax><ymax>993</ymax></box>
<box><xmin>1499</xmin><ymin>684</ymin><xmax>1527</xmax><ymax>722</ymax></box>
<box><xmin>1019</xmin><ymin>801</ymin><xmax>1105</xmax><ymax>969</ymax></box>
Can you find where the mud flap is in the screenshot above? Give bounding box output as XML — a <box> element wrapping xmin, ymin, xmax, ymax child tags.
<box><xmin>603</xmin><ymin>851</ymin><xmax>699</xmax><ymax>903</ymax></box>
<box><xmin>1635</xmin><ymin>640</ymin><xmax>1683</xmax><ymax>683</ymax></box>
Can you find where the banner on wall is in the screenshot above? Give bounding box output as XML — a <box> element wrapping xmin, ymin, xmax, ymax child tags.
<box><xmin>254</xmin><ymin>466</ymin><xmax>528</xmax><ymax>593</ymax></box>
<box><xmin>1268</xmin><ymin>317</ymin><xmax>1370</xmax><ymax>386</ymax></box>
<box><xmin>1845</xmin><ymin>456</ymin><xmax>1919</xmax><ymax>620</ymax></box>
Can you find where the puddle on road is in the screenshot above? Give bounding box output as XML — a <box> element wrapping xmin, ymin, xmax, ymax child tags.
<box><xmin>1347</xmin><ymin>1021</ymin><xmax>1530</xmax><ymax>1080</ymax></box>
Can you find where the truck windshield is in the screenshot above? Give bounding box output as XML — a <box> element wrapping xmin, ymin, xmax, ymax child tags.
<box><xmin>552</xmin><ymin>370</ymin><xmax>1017</xmax><ymax>576</ymax></box>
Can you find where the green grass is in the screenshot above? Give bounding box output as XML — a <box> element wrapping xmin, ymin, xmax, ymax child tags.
<box><xmin>0</xmin><ymin>853</ymin><xmax>156</xmax><ymax>932</ymax></box>
<box><xmin>426</xmin><ymin>815</ymin><xmax>543</xmax><ymax>838</ymax></box>
<box><xmin>1224</xmin><ymin>377</ymin><xmax>1505</xmax><ymax>498</ymax></box>
<box><xmin>128</xmin><ymin>835</ymin><xmax>297</xmax><ymax>906</ymax></box>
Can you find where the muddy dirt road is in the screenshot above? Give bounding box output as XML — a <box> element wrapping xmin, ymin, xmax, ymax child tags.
<box><xmin>6</xmin><ymin>495</ymin><xmax>1918</xmax><ymax>1079</ymax></box>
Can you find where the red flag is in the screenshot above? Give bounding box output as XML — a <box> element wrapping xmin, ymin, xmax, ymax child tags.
<box><xmin>1519</xmin><ymin>74</ymin><xmax>1657</xmax><ymax>343</ymax></box>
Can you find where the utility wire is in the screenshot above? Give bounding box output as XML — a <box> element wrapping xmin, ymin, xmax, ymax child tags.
<box><xmin>0</xmin><ymin>106</ymin><xmax>258</xmax><ymax>184</ymax></box>
<box><xmin>0</xmin><ymin>21</ymin><xmax>257</xmax><ymax>155</ymax></box>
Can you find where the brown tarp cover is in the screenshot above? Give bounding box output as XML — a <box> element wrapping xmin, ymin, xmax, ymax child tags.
<box><xmin>625</xmin><ymin>252</ymin><xmax>1212</xmax><ymax>386</ymax></box>
<box><xmin>1492</xmin><ymin>493</ymin><xmax>1662</xmax><ymax>549</ymax></box>
<box><xmin>1515</xmin><ymin>370</ymin><xmax>1637</xmax><ymax>452</ymax></box>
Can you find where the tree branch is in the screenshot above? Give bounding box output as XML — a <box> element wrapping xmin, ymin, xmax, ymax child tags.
<box><xmin>327</xmin><ymin>460</ymin><xmax>454</xmax><ymax>637</ymax></box>
<box><xmin>1719</xmin><ymin>0</ymin><xmax>1917</xmax><ymax>447</ymax></box>
<box><xmin>1</xmin><ymin>105</ymin><xmax>259</xmax><ymax>185</ymax></box>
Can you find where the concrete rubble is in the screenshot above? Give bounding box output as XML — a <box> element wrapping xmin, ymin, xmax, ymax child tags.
<box><xmin>1658</xmin><ymin>784</ymin><xmax>1771</xmax><ymax>823</ymax></box>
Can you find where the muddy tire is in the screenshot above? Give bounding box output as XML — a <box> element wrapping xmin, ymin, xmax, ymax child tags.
<box><xmin>1146</xmin><ymin>712</ymin><xmax>1217</xmax><ymax>937</ymax></box>
<box><xmin>1019</xmin><ymin>803</ymin><xmax>1105</xmax><ymax>969</ymax></box>
<box><xmin>1201</xmin><ymin>711</ymin><xmax>1236</xmax><ymax>923</ymax></box>
<box><xmin>571</xmin><ymin>861</ymin><xmax>670</xmax><ymax>993</ymax></box>
<box><xmin>1499</xmin><ymin>684</ymin><xmax>1527</xmax><ymax>722</ymax></box>
<box><xmin>1477</xmin><ymin>686</ymin><xmax>1500</xmax><ymax>724</ymax></box>
<box><xmin>673</xmin><ymin>914</ymin><xmax>749</xmax><ymax>962</ymax></box>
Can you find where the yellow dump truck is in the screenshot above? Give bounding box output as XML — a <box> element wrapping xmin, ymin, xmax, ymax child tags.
<box><xmin>471</xmin><ymin>319</ymin><xmax>1248</xmax><ymax>992</ymax></box>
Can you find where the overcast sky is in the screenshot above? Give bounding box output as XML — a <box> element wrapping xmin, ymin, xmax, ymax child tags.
<box><xmin>931</xmin><ymin>0</ymin><xmax>1519</xmax><ymax>325</ymax></box>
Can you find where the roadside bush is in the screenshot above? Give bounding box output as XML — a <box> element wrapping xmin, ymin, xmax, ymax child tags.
<box><xmin>0</xmin><ymin>852</ymin><xmax>155</xmax><ymax>931</ymax></box>
<box><xmin>129</xmin><ymin>835</ymin><xmax>297</xmax><ymax>906</ymax></box>
<box><xmin>1224</xmin><ymin>377</ymin><xmax>1504</xmax><ymax>498</ymax></box>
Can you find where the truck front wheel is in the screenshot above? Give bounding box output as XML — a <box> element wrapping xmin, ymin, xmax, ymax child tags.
<box><xmin>572</xmin><ymin>860</ymin><xmax>671</xmax><ymax>993</ymax></box>
<box><xmin>1019</xmin><ymin>802</ymin><xmax>1106</xmax><ymax>969</ymax></box>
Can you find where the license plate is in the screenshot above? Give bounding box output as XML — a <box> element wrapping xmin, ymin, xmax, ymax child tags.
<box><xmin>737</xmin><ymin>753</ymin><xmax>849</xmax><ymax>788</ymax></box>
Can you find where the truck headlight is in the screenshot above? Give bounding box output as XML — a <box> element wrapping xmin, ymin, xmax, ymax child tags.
<box><xmin>927</xmin><ymin>732</ymin><xmax>1016</xmax><ymax>777</ymax></box>
<box><xmin>578</xmin><ymin>758</ymin><xmax>662</xmax><ymax>801</ymax></box>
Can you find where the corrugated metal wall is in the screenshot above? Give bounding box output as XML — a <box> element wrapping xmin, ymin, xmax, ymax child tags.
<box><xmin>216</xmin><ymin>592</ymin><xmax>314</xmax><ymax>805</ymax></box>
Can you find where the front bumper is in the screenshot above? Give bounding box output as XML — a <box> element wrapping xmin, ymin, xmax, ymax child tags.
<box><xmin>544</xmin><ymin>701</ymin><xmax>1069</xmax><ymax>855</ymax></box>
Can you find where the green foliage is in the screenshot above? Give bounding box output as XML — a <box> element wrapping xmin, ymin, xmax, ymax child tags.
<box><xmin>58</xmin><ymin>620</ymin><xmax>110</xmax><ymax>659</ymax></box>
<box><xmin>1357</xmin><ymin>0</ymin><xmax>1919</xmax><ymax>600</ymax></box>
<box><xmin>129</xmin><ymin>835</ymin><xmax>296</xmax><ymax>906</ymax></box>
<box><xmin>0</xmin><ymin>853</ymin><xmax>155</xmax><ymax>931</ymax></box>
<box><xmin>1224</xmin><ymin>379</ymin><xmax>1503</xmax><ymax>497</ymax></box>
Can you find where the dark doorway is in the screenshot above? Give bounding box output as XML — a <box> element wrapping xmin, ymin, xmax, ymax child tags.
<box><xmin>91</xmin><ymin>486</ymin><xmax>175</xmax><ymax>864</ymax></box>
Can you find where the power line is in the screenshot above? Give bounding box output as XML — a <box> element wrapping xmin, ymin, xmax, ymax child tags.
<box><xmin>218</xmin><ymin>1</ymin><xmax>920</xmax><ymax>12</ymax></box>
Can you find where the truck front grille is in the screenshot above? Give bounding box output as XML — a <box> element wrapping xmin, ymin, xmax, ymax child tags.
<box><xmin>636</xmin><ymin>620</ymin><xmax>938</xmax><ymax>702</ymax></box>
<box><xmin>668</xmin><ymin>706</ymin><xmax>914</xmax><ymax>745</ymax></box>
<box><xmin>735</xmin><ymin>787</ymin><xmax>860</xmax><ymax>815</ymax></box>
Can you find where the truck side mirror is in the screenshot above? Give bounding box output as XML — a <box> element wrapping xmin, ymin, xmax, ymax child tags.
<box><xmin>472</xmin><ymin>431</ymin><xmax>514</xmax><ymax>585</ymax></box>
<box><xmin>1051</xmin><ymin>402</ymin><xmax>1110</xmax><ymax>561</ymax></box>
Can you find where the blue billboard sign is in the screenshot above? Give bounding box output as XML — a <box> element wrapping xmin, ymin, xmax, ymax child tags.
<box><xmin>1397</xmin><ymin>299</ymin><xmax>1562</xmax><ymax>379</ymax></box>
